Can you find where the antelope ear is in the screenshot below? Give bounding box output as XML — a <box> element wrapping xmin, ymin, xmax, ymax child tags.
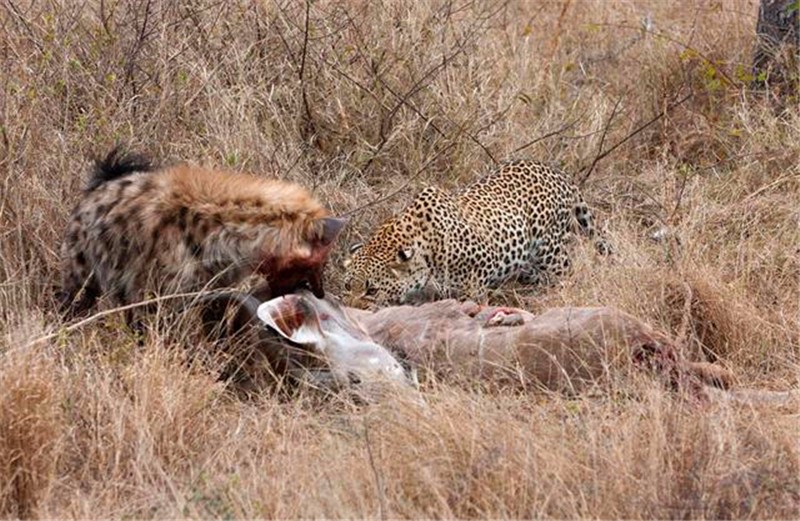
<box><xmin>319</xmin><ymin>216</ymin><xmax>348</xmax><ymax>247</ymax></box>
<box><xmin>256</xmin><ymin>295</ymin><xmax>323</xmax><ymax>345</ymax></box>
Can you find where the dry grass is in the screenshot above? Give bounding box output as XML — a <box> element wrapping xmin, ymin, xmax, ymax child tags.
<box><xmin>1</xmin><ymin>0</ymin><xmax>799</xmax><ymax>518</ymax></box>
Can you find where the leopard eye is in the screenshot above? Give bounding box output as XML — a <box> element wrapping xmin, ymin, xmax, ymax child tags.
<box><xmin>397</xmin><ymin>248</ymin><xmax>413</xmax><ymax>262</ymax></box>
<box><xmin>364</xmin><ymin>280</ymin><xmax>377</xmax><ymax>297</ymax></box>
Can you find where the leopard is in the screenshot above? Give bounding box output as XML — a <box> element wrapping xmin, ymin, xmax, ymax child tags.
<box><xmin>343</xmin><ymin>159</ymin><xmax>610</xmax><ymax>307</ymax></box>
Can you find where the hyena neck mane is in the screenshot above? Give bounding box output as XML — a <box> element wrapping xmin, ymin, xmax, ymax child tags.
<box><xmin>87</xmin><ymin>146</ymin><xmax>155</xmax><ymax>191</ymax></box>
<box><xmin>165</xmin><ymin>164</ymin><xmax>331</xmax><ymax>253</ymax></box>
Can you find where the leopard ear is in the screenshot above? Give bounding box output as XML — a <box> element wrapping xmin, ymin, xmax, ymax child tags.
<box><xmin>397</xmin><ymin>248</ymin><xmax>413</xmax><ymax>262</ymax></box>
<box><xmin>343</xmin><ymin>243</ymin><xmax>363</xmax><ymax>269</ymax></box>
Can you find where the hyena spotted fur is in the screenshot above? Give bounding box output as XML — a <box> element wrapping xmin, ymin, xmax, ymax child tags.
<box><xmin>59</xmin><ymin>148</ymin><xmax>345</xmax><ymax>319</ymax></box>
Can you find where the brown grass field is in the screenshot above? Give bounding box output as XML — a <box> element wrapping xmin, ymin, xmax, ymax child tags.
<box><xmin>1</xmin><ymin>0</ymin><xmax>799</xmax><ymax>518</ymax></box>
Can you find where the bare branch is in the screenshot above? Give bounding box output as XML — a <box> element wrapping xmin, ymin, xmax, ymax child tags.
<box><xmin>298</xmin><ymin>0</ymin><xmax>316</xmax><ymax>146</ymax></box>
<box><xmin>577</xmin><ymin>92</ymin><xmax>694</xmax><ymax>186</ymax></box>
<box><xmin>298</xmin><ymin>0</ymin><xmax>311</xmax><ymax>84</ymax></box>
<box><xmin>343</xmin><ymin>141</ymin><xmax>459</xmax><ymax>217</ymax></box>
<box><xmin>3</xmin><ymin>0</ymin><xmax>44</xmax><ymax>54</ymax></box>
<box><xmin>510</xmin><ymin>115</ymin><xmax>584</xmax><ymax>156</ymax></box>
<box><xmin>580</xmin><ymin>95</ymin><xmax>624</xmax><ymax>185</ymax></box>
<box><xmin>340</xmin><ymin>3</ymin><xmax>504</xmax><ymax>172</ymax></box>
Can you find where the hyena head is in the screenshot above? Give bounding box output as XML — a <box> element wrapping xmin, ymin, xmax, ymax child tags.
<box><xmin>262</xmin><ymin>216</ymin><xmax>347</xmax><ymax>299</ymax></box>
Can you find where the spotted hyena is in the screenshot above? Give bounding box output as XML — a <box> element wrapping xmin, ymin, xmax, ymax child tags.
<box><xmin>58</xmin><ymin>147</ymin><xmax>346</xmax><ymax>321</ymax></box>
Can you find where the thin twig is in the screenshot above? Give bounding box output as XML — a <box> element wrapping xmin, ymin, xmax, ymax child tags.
<box><xmin>675</xmin><ymin>282</ymin><xmax>694</xmax><ymax>349</ymax></box>
<box><xmin>510</xmin><ymin>114</ymin><xmax>584</xmax><ymax>156</ymax></box>
<box><xmin>299</xmin><ymin>0</ymin><xmax>315</xmax><ymax>146</ymax></box>
<box><xmin>298</xmin><ymin>0</ymin><xmax>311</xmax><ymax>82</ymax></box>
<box><xmin>23</xmin><ymin>290</ymin><xmax>226</xmax><ymax>349</ymax></box>
<box><xmin>671</xmin><ymin>165</ymin><xmax>692</xmax><ymax>219</ymax></box>
<box><xmin>362</xmin><ymin>416</ymin><xmax>387</xmax><ymax>521</ymax></box>
<box><xmin>271</xmin><ymin>5</ymin><xmax>298</xmax><ymax>67</ymax></box>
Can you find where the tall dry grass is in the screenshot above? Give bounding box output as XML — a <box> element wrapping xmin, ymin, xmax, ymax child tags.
<box><xmin>0</xmin><ymin>0</ymin><xmax>798</xmax><ymax>518</ymax></box>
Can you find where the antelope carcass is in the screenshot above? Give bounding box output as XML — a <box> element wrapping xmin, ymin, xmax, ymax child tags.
<box><xmin>199</xmin><ymin>291</ymin><xmax>742</xmax><ymax>400</ymax></box>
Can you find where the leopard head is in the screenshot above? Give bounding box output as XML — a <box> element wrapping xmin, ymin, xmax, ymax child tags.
<box><xmin>343</xmin><ymin>215</ymin><xmax>435</xmax><ymax>308</ymax></box>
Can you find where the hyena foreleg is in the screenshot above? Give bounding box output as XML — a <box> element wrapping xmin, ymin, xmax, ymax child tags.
<box><xmin>58</xmin><ymin>270</ymin><xmax>101</xmax><ymax>319</ymax></box>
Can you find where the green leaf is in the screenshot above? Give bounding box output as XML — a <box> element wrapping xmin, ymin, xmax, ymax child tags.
<box><xmin>735</xmin><ymin>64</ymin><xmax>755</xmax><ymax>83</ymax></box>
<box><xmin>225</xmin><ymin>152</ymin><xmax>239</xmax><ymax>167</ymax></box>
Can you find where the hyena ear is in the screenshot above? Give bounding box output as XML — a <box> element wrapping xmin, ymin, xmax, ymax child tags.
<box><xmin>319</xmin><ymin>216</ymin><xmax>348</xmax><ymax>247</ymax></box>
<box><xmin>296</xmin><ymin>216</ymin><xmax>347</xmax><ymax>262</ymax></box>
